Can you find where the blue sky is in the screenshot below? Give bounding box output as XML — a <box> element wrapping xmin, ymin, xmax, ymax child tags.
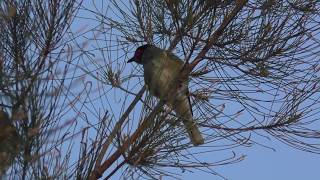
<box><xmin>183</xmin><ymin>141</ymin><xmax>320</xmax><ymax>180</ymax></box>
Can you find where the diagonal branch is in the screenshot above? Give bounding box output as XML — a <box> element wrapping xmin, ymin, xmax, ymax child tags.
<box><xmin>90</xmin><ymin>99</ymin><xmax>165</xmax><ymax>179</ymax></box>
<box><xmin>92</xmin><ymin>86</ymin><xmax>146</xmax><ymax>173</ymax></box>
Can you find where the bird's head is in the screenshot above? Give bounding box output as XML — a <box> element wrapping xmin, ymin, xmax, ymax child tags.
<box><xmin>127</xmin><ymin>44</ymin><xmax>152</xmax><ymax>64</ymax></box>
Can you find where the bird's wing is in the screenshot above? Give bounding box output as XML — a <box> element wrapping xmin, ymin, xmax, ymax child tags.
<box><xmin>165</xmin><ymin>51</ymin><xmax>192</xmax><ymax>115</ymax></box>
<box><xmin>165</xmin><ymin>51</ymin><xmax>184</xmax><ymax>66</ymax></box>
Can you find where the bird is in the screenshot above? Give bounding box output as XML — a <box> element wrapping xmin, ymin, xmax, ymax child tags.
<box><xmin>127</xmin><ymin>44</ymin><xmax>204</xmax><ymax>146</ymax></box>
<box><xmin>0</xmin><ymin>109</ymin><xmax>21</xmax><ymax>175</ymax></box>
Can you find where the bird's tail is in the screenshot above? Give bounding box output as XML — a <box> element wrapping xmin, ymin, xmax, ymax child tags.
<box><xmin>183</xmin><ymin>117</ymin><xmax>204</xmax><ymax>146</ymax></box>
<box><xmin>173</xmin><ymin>96</ymin><xmax>204</xmax><ymax>146</ymax></box>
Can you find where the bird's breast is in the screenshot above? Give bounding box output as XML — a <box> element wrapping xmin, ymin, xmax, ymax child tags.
<box><xmin>143</xmin><ymin>60</ymin><xmax>177</xmax><ymax>99</ymax></box>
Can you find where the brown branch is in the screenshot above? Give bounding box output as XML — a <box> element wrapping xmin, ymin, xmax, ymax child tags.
<box><xmin>91</xmin><ymin>86</ymin><xmax>146</xmax><ymax>177</ymax></box>
<box><xmin>90</xmin><ymin>100</ymin><xmax>165</xmax><ymax>179</ymax></box>
<box><xmin>104</xmin><ymin>160</ymin><xmax>126</xmax><ymax>180</ymax></box>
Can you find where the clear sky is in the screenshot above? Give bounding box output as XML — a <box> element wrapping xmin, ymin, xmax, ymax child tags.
<box><xmin>181</xmin><ymin>141</ymin><xmax>320</xmax><ymax>180</ymax></box>
<box><xmin>72</xmin><ymin>1</ymin><xmax>320</xmax><ymax>179</ymax></box>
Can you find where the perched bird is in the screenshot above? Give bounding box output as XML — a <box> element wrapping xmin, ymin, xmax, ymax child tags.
<box><xmin>128</xmin><ymin>44</ymin><xmax>204</xmax><ymax>145</ymax></box>
<box><xmin>0</xmin><ymin>109</ymin><xmax>21</xmax><ymax>175</ymax></box>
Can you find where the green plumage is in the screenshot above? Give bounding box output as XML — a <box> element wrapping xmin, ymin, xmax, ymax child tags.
<box><xmin>142</xmin><ymin>48</ymin><xmax>183</xmax><ymax>99</ymax></box>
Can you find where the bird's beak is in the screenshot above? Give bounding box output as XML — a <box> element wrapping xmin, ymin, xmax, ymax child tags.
<box><xmin>127</xmin><ymin>57</ymin><xmax>135</xmax><ymax>63</ymax></box>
